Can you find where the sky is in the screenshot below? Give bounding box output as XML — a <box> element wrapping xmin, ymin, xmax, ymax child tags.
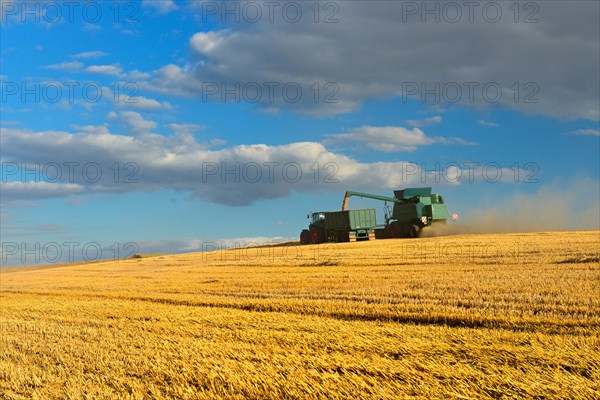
<box><xmin>1</xmin><ymin>0</ymin><xmax>599</xmax><ymax>266</ymax></box>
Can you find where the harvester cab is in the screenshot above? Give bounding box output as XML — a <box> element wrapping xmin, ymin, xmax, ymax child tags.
<box><xmin>383</xmin><ymin>203</ymin><xmax>393</xmax><ymax>222</ymax></box>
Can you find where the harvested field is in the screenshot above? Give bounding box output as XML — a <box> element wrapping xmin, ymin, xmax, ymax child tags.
<box><xmin>1</xmin><ymin>231</ymin><xmax>599</xmax><ymax>399</ymax></box>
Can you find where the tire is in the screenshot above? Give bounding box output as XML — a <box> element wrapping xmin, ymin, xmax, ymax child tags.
<box><xmin>337</xmin><ymin>231</ymin><xmax>349</xmax><ymax>243</ymax></box>
<box><xmin>333</xmin><ymin>231</ymin><xmax>341</xmax><ymax>243</ymax></box>
<box><xmin>389</xmin><ymin>221</ymin><xmax>401</xmax><ymax>238</ymax></box>
<box><xmin>300</xmin><ymin>230</ymin><xmax>310</xmax><ymax>245</ymax></box>
<box><xmin>408</xmin><ymin>224</ymin><xmax>420</xmax><ymax>238</ymax></box>
<box><xmin>310</xmin><ymin>227</ymin><xmax>324</xmax><ymax>244</ymax></box>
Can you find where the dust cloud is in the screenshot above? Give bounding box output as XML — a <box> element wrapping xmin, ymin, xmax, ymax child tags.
<box><xmin>420</xmin><ymin>179</ymin><xmax>600</xmax><ymax>237</ymax></box>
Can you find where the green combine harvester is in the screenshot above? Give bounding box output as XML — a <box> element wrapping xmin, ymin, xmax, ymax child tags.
<box><xmin>342</xmin><ymin>187</ymin><xmax>453</xmax><ymax>238</ymax></box>
<box><xmin>300</xmin><ymin>187</ymin><xmax>456</xmax><ymax>244</ymax></box>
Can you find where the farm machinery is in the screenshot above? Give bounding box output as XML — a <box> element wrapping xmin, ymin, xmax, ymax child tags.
<box><xmin>342</xmin><ymin>187</ymin><xmax>454</xmax><ymax>238</ymax></box>
<box><xmin>300</xmin><ymin>187</ymin><xmax>456</xmax><ymax>244</ymax></box>
<box><xmin>300</xmin><ymin>209</ymin><xmax>377</xmax><ymax>244</ymax></box>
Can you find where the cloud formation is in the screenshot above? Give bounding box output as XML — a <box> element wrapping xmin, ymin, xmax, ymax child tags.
<box><xmin>406</xmin><ymin>116</ymin><xmax>442</xmax><ymax>128</ymax></box>
<box><xmin>571</xmin><ymin>129</ymin><xmax>600</xmax><ymax>137</ymax></box>
<box><xmin>324</xmin><ymin>125</ymin><xmax>475</xmax><ymax>152</ymax></box>
<box><xmin>44</xmin><ymin>62</ymin><xmax>83</xmax><ymax>72</ymax></box>
<box><xmin>1</xmin><ymin>126</ymin><xmax>535</xmax><ymax>206</ymax></box>
<box><xmin>478</xmin><ymin>120</ymin><xmax>499</xmax><ymax>127</ymax></box>
<box><xmin>71</xmin><ymin>51</ymin><xmax>107</xmax><ymax>59</ymax></box>
<box><xmin>142</xmin><ymin>0</ymin><xmax>178</xmax><ymax>15</ymax></box>
<box><xmin>107</xmin><ymin>111</ymin><xmax>157</xmax><ymax>134</ymax></box>
<box><xmin>145</xmin><ymin>1</ymin><xmax>599</xmax><ymax>120</ymax></box>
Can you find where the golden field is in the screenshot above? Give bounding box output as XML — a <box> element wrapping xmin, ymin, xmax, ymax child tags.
<box><xmin>1</xmin><ymin>231</ymin><xmax>599</xmax><ymax>399</ymax></box>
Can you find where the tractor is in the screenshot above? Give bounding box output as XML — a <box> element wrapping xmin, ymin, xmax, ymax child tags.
<box><xmin>300</xmin><ymin>209</ymin><xmax>377</xmax><ymax>244</ymax></box>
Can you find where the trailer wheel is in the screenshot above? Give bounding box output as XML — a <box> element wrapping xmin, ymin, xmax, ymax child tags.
<box><xmin>389</xmin><ymin>221</ymin><xmax>401</xmax><ymax>238</ymax></box>
<box><xmin>300</xmin><ymin>230</ymin><xmax>310</xmax><ymax>245</ymax></box>
<box><xmin>333</xmin><ymin>231</ymin><xmax>340</xmax><ymax>243</ymax></box>
<box><xmin>408</xmin><ymin>224</ymin><xmax>420</xmax><ymax>238</ymax></box>
<box><xmin>336</xmin><ymin>231</ymin><xmax>349</xmax><ymax>243</ymax></box>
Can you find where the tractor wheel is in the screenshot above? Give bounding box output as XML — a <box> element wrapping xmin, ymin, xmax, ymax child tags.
<box><xmin>389</xmin><ymin>221</ymin><xmax>401</xmax><ymax>238</ymax></box>
<box><xmin>300</xmin><ymin>230</ymin><xmax>310</xmax><ymax>245</ymax></box>
<box><xmin>310</xmin><ymin>227</ymin><xmax>323</xmax><ymax>244</ymax></box>
<box><xmin>408</xmin><ymin>224</ymin><xmax>420</xmax><ymax>238</ymax></box>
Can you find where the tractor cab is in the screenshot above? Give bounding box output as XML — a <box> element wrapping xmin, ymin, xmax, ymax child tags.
<box><xmin>313</xmin><ymin>213</ymin><xmax>325</xmax><ymax>223</ymax></box>
<box><xmin>308</xmin><ymin>212</ymin><xmax>326</xmax><ymax>228</ymax></box>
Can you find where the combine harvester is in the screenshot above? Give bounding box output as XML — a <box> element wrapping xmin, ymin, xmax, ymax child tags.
<box><xmin>342</xmin><ymin>187</ymin><xmax>457</xmax><ymax>238</ymax></box>
<box><xmin>300</xmin><ymin>187</ymin><xmax>457</xmax><ymax>244</ymax></box>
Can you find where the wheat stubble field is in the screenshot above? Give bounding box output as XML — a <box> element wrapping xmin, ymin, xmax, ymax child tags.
<box><xmin>1</xmin><ymin>231</ymin><xmax>599</xmax><ymax>399</ymax></box>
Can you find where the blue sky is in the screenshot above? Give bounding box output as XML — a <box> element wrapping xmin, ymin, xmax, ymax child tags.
<box><xmin>1</xmin><ymin>1</ymin><xmax>599</xmax><ymax>266</ymax></box>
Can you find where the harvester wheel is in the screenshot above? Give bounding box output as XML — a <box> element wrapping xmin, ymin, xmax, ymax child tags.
<box><xmin>408</xmin><ymin>224</ymin><xmax>420</xmax><ymax>238</ymax></box>
<box><xmin>300</xmin><ymin>230</ymin><xmax>310</xmax><ymax>245</ymax></box>
<box><xmin>389</xmin><ymin>221</ymin><xmax>401</xmax><ymax>238</ymax></box>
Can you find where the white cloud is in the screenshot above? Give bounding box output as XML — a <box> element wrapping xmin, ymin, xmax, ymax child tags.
<box><xmin>150</xmin><ymin>64</ymin><xmax>200</xmax><ymax>97</ymax></box>
<box><xmin>190</xmin><ymin>31</ymin><xmax>232</xmax><ymax>55</ymax></box>
<box><xmin>324</xmin><ymin>125</ymin><xmax>475</xmax><ymax>152</ymax></box>
<box><xmin>127</xmin><ymin>70</ymin><xmax>151</xmax><ymax>80</ymax></box>
<box><xmin>142</xmin><ymin>0</ymin><xmax>178</xmax><ymax>15</ymax></box>
<box><xmin>72</xmin><ymin>51</ymin><xmax>107</xmax><ymax>59</ymax></box>
<box><xmin>44</xmin><ymin>62</ymin><xmax>83</xmax><ymax>72</ymax></box>
<box><xmin>108</xmin><ymin>111</ymin><xmax>157</xmax><ymax>134</ymax></box>
<box><xmin>86</xmin><ymin>64</ymin><xmax>123</xmax><ymax>77</ymax></box>
<box><xmin>406</xmin><ymin>116</ymin><xmax>442</xmax><ymax>127</ymax></box>
<box><xmin>0</xmin><ymin>120</ymin><xmax>21</xmax><ymax>125</ymax></box>
<box><xmin>0</xmin><ymin>126</ymin><xmax>514</xmax><ymax>206</ymax></box>
<box><xmin>112</xmin><ymin>23</ymin><xmax>140</xmax><ymax>37</ymax></box>
<box><xmin>0</xmin><ymin>127</ymin><xmax>416</xmax><ymax>205</ymax></box>
<box><xmin>86</xmin><ymin>65</ymin><xmax>150</xmax><ymax>80</ymax></box>
<box><xmin>115</xmin><ymin>95</ymin><xmax>172</xmax><ymax>111</ymax></box>
<box><xmin>167</xmin><ymin>123</ymin><xmax>206</xmax><ymax>135</ymax></box>
<box><xmin>478</xmin><ymin>120</ymin><xmax>499</xmax><ymax>127</ymax></box>
<box><xmin>571</xmin><ymin>129</ymin><xmax>600</xmax><ymax>136</ymax></box>
<box><xmin>71</xmin><ymin>125</ymin><xmax>111</xmax><ymax>135</ymax></box>
<box><xmin>1</xmin><ymin>181</ymin><xmax>85</xmax><ymax>200</ymax></box>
